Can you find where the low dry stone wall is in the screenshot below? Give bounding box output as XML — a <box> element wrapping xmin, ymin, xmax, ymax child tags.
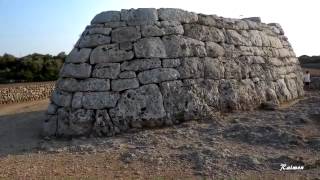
<box><xmin>43</xmin><ymin>8</ymin><xmax>304</xmax><ymax>137</ymax></box>
<box><xmin>0</xmin><ymin>82</ymin><xmax>55</xmax><ymax>104</ymax></box>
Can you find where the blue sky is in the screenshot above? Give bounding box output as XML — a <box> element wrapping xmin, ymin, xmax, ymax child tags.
<box><xmin>0</xmin><ymin>0</ymin><xmax>319</xmax><ymax>56</ymax></box>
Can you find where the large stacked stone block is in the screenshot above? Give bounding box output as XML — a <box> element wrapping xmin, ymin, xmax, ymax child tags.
<box><xmin>44</xmin><ymin>8</ymin><xmax>304</xmax><ymax>137</ymax></box>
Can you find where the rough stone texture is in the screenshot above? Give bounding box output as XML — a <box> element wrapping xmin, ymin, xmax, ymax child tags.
<box><xmin>138</xmin><ymin>68</ymin><xmax>180</xmax><ymax>84</ymax></box>
<box><xmin>158</xmin><ymin>8</ymin><xmax>198</xmax><ymax>23</ymax></box>
<box><xmin>162</xmin><ymin>35</ymin><xmax>207</xmax><ymax>58</ymax></box>
<box><xmin>92</xmin><ymin>63</ymin><xmax>120</xmax><ymax>79</ymax></box>
<box><xmin>90</xmin><ymin>44</ymin><xmax>134</xmax><ymax>64</ymax></box>
<box><xmin>46</xmin><ymin>8</ymin><xmax>304</xmax><ymax>137</ymax></box>
<box><xmin>121</xmin><ymin>8</ymin><xmax>158</xmax><ymax>26</ymax></box>
<box><xmin>112</xmin><ymin>26</ymin><xmax>141</xmax><ymax>43</ymax></box>
<box><xmin>118</xmin><ymin>71</ymin><xmax>136</xmax><ymax>78</ymax></box>
<box><xmin>57</xmin><ymin>78</ymin><xmax>110</xmax><ymax>92</ymax></box>
<box><xmin>111</xmin><ymin>78</ymin><xmax>139</xmax><ymax>91</ymax></box>
<box><xmin>60</xmin><ymin>63</ymin><xmax>92</xmax><ymax>79</ymax></box>
<box><xmin>51</xmin><ymin>90</ymin><xmax>72</xmax><ymax>107</ymax></box>
<box><xmin>91</xmin><ymin>11</ymin><xmax>120</xmax><ymax>24</ymax></box>
<box><xmin>0</xmin><ymin>81</ymin><xmax>55</xmax><ymax>104</ymax></box>
<box><xmin>109</xmin><ymin>84</ymin><xmax>166</xmax><ymax>130</ymax></box>
<box><xmin>82</xmin><ymin>92</ymin><xmax>120</xmax><ymax>109</ymax></box>
<box><xmin>206</xmin><ymin>42</ymin><xmax>225</xmax><ymax>58</ymax></box>
<box><xmin>66</xmin><ymin>48</ymin><xmax>92</xmax><ymax>63</ymax></box>
<box><xmin>134</xmin><ymin>37</ymin><xmax>167</xmax><ymax>58</ymax></box>
<box><xmin>121</xmin><ymin>58</ymin><xmax>161</xmax><ymax>71</ymax></box>
<box><xmin>162</xmin><ymin>59</ymin><xmax>180</xmax><ymax>68</ymax></box>
<box><xmin>78</xmin><ymin>34</ymin><xmax>111</xmax><ymax>48</ymax></box>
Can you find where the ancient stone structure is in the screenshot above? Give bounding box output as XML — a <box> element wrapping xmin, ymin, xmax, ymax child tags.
<box><xmin>0</xmin><ymin>81</ymin><xmax>55</xmax><ymax>104</ymax></box>
<box><xmin>43</xmin><ymin>8</ymin><xmax>304</xmax><ymax>137</ymax></box>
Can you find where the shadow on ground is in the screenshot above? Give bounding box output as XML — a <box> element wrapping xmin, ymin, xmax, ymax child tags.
<box><xmin>0</xmin><ymin>110</ymin><xmax>45</xmax><ymax>156</ymax></box>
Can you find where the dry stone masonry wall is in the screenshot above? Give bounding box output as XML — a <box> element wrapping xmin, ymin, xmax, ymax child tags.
<box><xmin>0</xmin><ymin>81</ymin><xmax>55</xmax><ymax>104</ymax></box>
<box><xmin>44</xmin><ymin>8</ymin><xmax>304</xmax><ymax>137</ymax></box>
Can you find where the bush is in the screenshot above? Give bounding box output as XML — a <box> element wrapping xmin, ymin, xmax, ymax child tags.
<box><xmin>0</xmin><ymin>52</ymin><xmax>65</xmax><ymax>83</ymax></box>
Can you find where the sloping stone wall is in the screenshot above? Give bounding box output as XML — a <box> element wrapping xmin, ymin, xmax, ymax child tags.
<box><xmin>43</xmin><ymin>8</ymin><xmax>304</xmax><ymax>137</ymax></box>
<box><xmin>0</xmin><ymin>82</ymin><xmax>55</xmax><ymax>104</ymax></box>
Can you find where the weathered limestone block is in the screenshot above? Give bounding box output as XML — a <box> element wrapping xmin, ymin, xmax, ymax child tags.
<box><xmin>158</xmin><ymin>8</ymin><xmax>198</xmax><ymax>23</ymax></box>
<box><xmin>121</xmin><ymin>58</ymin><xmax>161</xmax><ymax>71</ymax></box>
<box><xmin>162</xmin><ymin>35</ymin><xmax>207</xmax><ymax>58</ymax></box>
<box><xmin>56</xmin><ymin>108</ymin><xmax>95</xmax><ymax>136</ymax></box>
<box><xmin>118</xmin><ymin>71</ymin><xmax>136</xmax><ymax>78</ymax></box>
<box><xmin>93</xmin><ymin>110</ymin><xmax>119</xmax><ymax>136</ymax></box>
<box><xmin>72</xmin><ymin>92</ymin><xmax>83</xmax><ymax>109</ymax></box>
<box><xmin>237</xmin><ymin>79</ymin><xmax>260</xmax><ymax>110</ymax></box>
<box><xmin>121</xmin><ymin>8</ymin><xmax>158</xmax><ymax>25</ymax></box>
<box><xmin>235</xmin><ymin>20</ymin><xmax>250</xmax><ymax>30</ymax></box>
<box><xmin>177</xmin><ymin>57</ymin><xmax>204</xmax><ymax>79</ymax></box>
<box><xmin>92</xmin><ymin>63</ymin><xmax>120</xmax><ymax>79</ymax></box>
<box><xmin>91</xmin><ymin>11</ymin><xmax>120</xmax><ymax>24</ymax></box>
<box><xmin>198</xmin><ymin>14</ymin><xmax>217</xmax><ymax>26</ymax></box>
<box><xmin>141</xmin><ymin>25</ymin><xmax>164</xmax><ymax>37</ymax></box>
<box><xmin>78</xmin><ymin>34</ymin><xmax>111</xmax><ymax>48</ymax></box>
<box><xmin>112</xmin><ymin>26</ymin><xmax>141</xmax><ymax>43</ymax></box>
<box><xmin>85</xmin><ymin>27</ymin><xmax>112</xmax><ymax>35</ymax></box>
<box><xmin>248</xmin><ymin>30</ymin><xmax>263</xmax><ymax>47</ymax></box>
<box><xmin>119</xmin><ymin>42</ymin><xmax>133</xmax><ymax>50</ymax></box>
<box><xmin>203</xmin><ymin>57</ymin><xmax>224</xmax><ymax>79</ymax></box>
<box><xmin>56</xmin><ymin>78</ymin><xmax>79</xmax><ymax>92</ymax></box>
<box><xmin>66</xmin><ymin>48</ymin><xmax>92</xmax><ymax>63</ymax></box>
<box><xmin>134</xmin><ymin>37</ymin><xmax>167</xmax><ymax>58</ymax></box>
<box><xmin>268</xmin><ymin>23</ymin><xmax>284</xmax><ymax>35</ymax></box>
<box><xmin>109</xmin><ymin>84</ymin><xmax>166</xmax><ymax>129</ymax></box>
<box><xmin>285</xmin><ymin>78</ymin><xmax>298</xmax><ymax>99</ymax></box>
<box><xmin>160</xmin><ymin>80</ymin><xmax>186</xmax><ymax>122</ymax></box>
<box><xmin>225</xmin><ymin>29</ymin><xmax>250</xmax><ymax>46</ymax></box>
<box><xmin>60</xmin><ymin>63</ymin><xmax>92</xmax><ymax>78</ymax></box>
<box><xmin>238</xmin><ymin>46</ymin><xmax>264</xmax><ymax>56</ymax></box>
<box><xmin>160</xmin><ymin>21</ymin><xmax>184</xmax><ymax>35</ymax></box>
<box><xmin>80</xmin><ymin>78</ymin><xmax>110</xmax><ymax>91</ymax></box>
<box><xmin>104</xmin><ymin>21</ymin><xmax>127</xmax><ymax>28</ymax></box>
<box><xmin>224</xmin><ymin>60</ymin><xmax>242</xmax><ymax>80</ymax></box>
<box><xmin>218</xmin><ymin>80</ymin><xmax>240</xmax><ymax>111</ymax></box>
<box><xmin>274</xmin><ymin>79</ymin><xmax>292</xmax><ymax>102</ymax></box>
<box><xmin>90</xmin><ymin>44</ymin><xmax>134</xmax><ymax>64</ymax></box>
<box><xmin>82</xmin><ymin>92</ymin><xmax>120</xmax><ymax>109</ymax></box>
<box><xmin>268</xmin><ymin>36</ymin><xmax>283</xmax><ymax>48</ymax></box>
<box><xmin>51</xmin><ymin>90</ymin><xmax>72</xmax><ymax>107</ymax></box>
<box><xmin>57</xmin><ymin>78</ymin><xmax>110</xmax><ymax>92</ymax></box>
<box><xmin>160</xmin><ymin>79</ymin><xmax>217</xmax><ymax>122</ymax></box>
<box><xmin>206</xmin><ymin>42</ymin><xmax>225</xmax><ymax>57</ymax></box>
<box><xmin>184</xmin><ymin>24</ymin><xmax>225</xmax><ymax>42</ymax></box>
<box><xmin>56</xmin><ymin>108</ymin><xmax>70</xmax><ymax>136</ymax></box>
<box><xmin>111</xmin><ymin>78</ymin><xmax>139</xmax><ymax>91</ymax></box>
<box><xmin>162</xmin><ymin>59</ymin><xmax>180</xmax><ymax>68</ymax></box>
<box><xmin>69</xmin><ymin>109</ymin><xmax>95</xmax><ymax>136</ymax></box>
<box><xmin>138</xmin><ymin>68</ymin><xmax>180</xmax><ymax>84</ymax></box>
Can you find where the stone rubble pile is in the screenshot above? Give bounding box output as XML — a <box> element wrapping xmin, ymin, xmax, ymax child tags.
<box><xmin>0</xmin><ymin>82</ymin><xmax>55</xmax><ymax>104</ymax></box>
<box><xmin>44</xmin><ymin>8</ymin><xmax>304</xmax><ymax>137</ymax></box>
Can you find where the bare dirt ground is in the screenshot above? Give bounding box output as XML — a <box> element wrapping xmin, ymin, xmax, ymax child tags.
<box><xmin>0</xmin><ymin>93</ymin><xmax>319</xmax><ymax>179</ymax></box>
